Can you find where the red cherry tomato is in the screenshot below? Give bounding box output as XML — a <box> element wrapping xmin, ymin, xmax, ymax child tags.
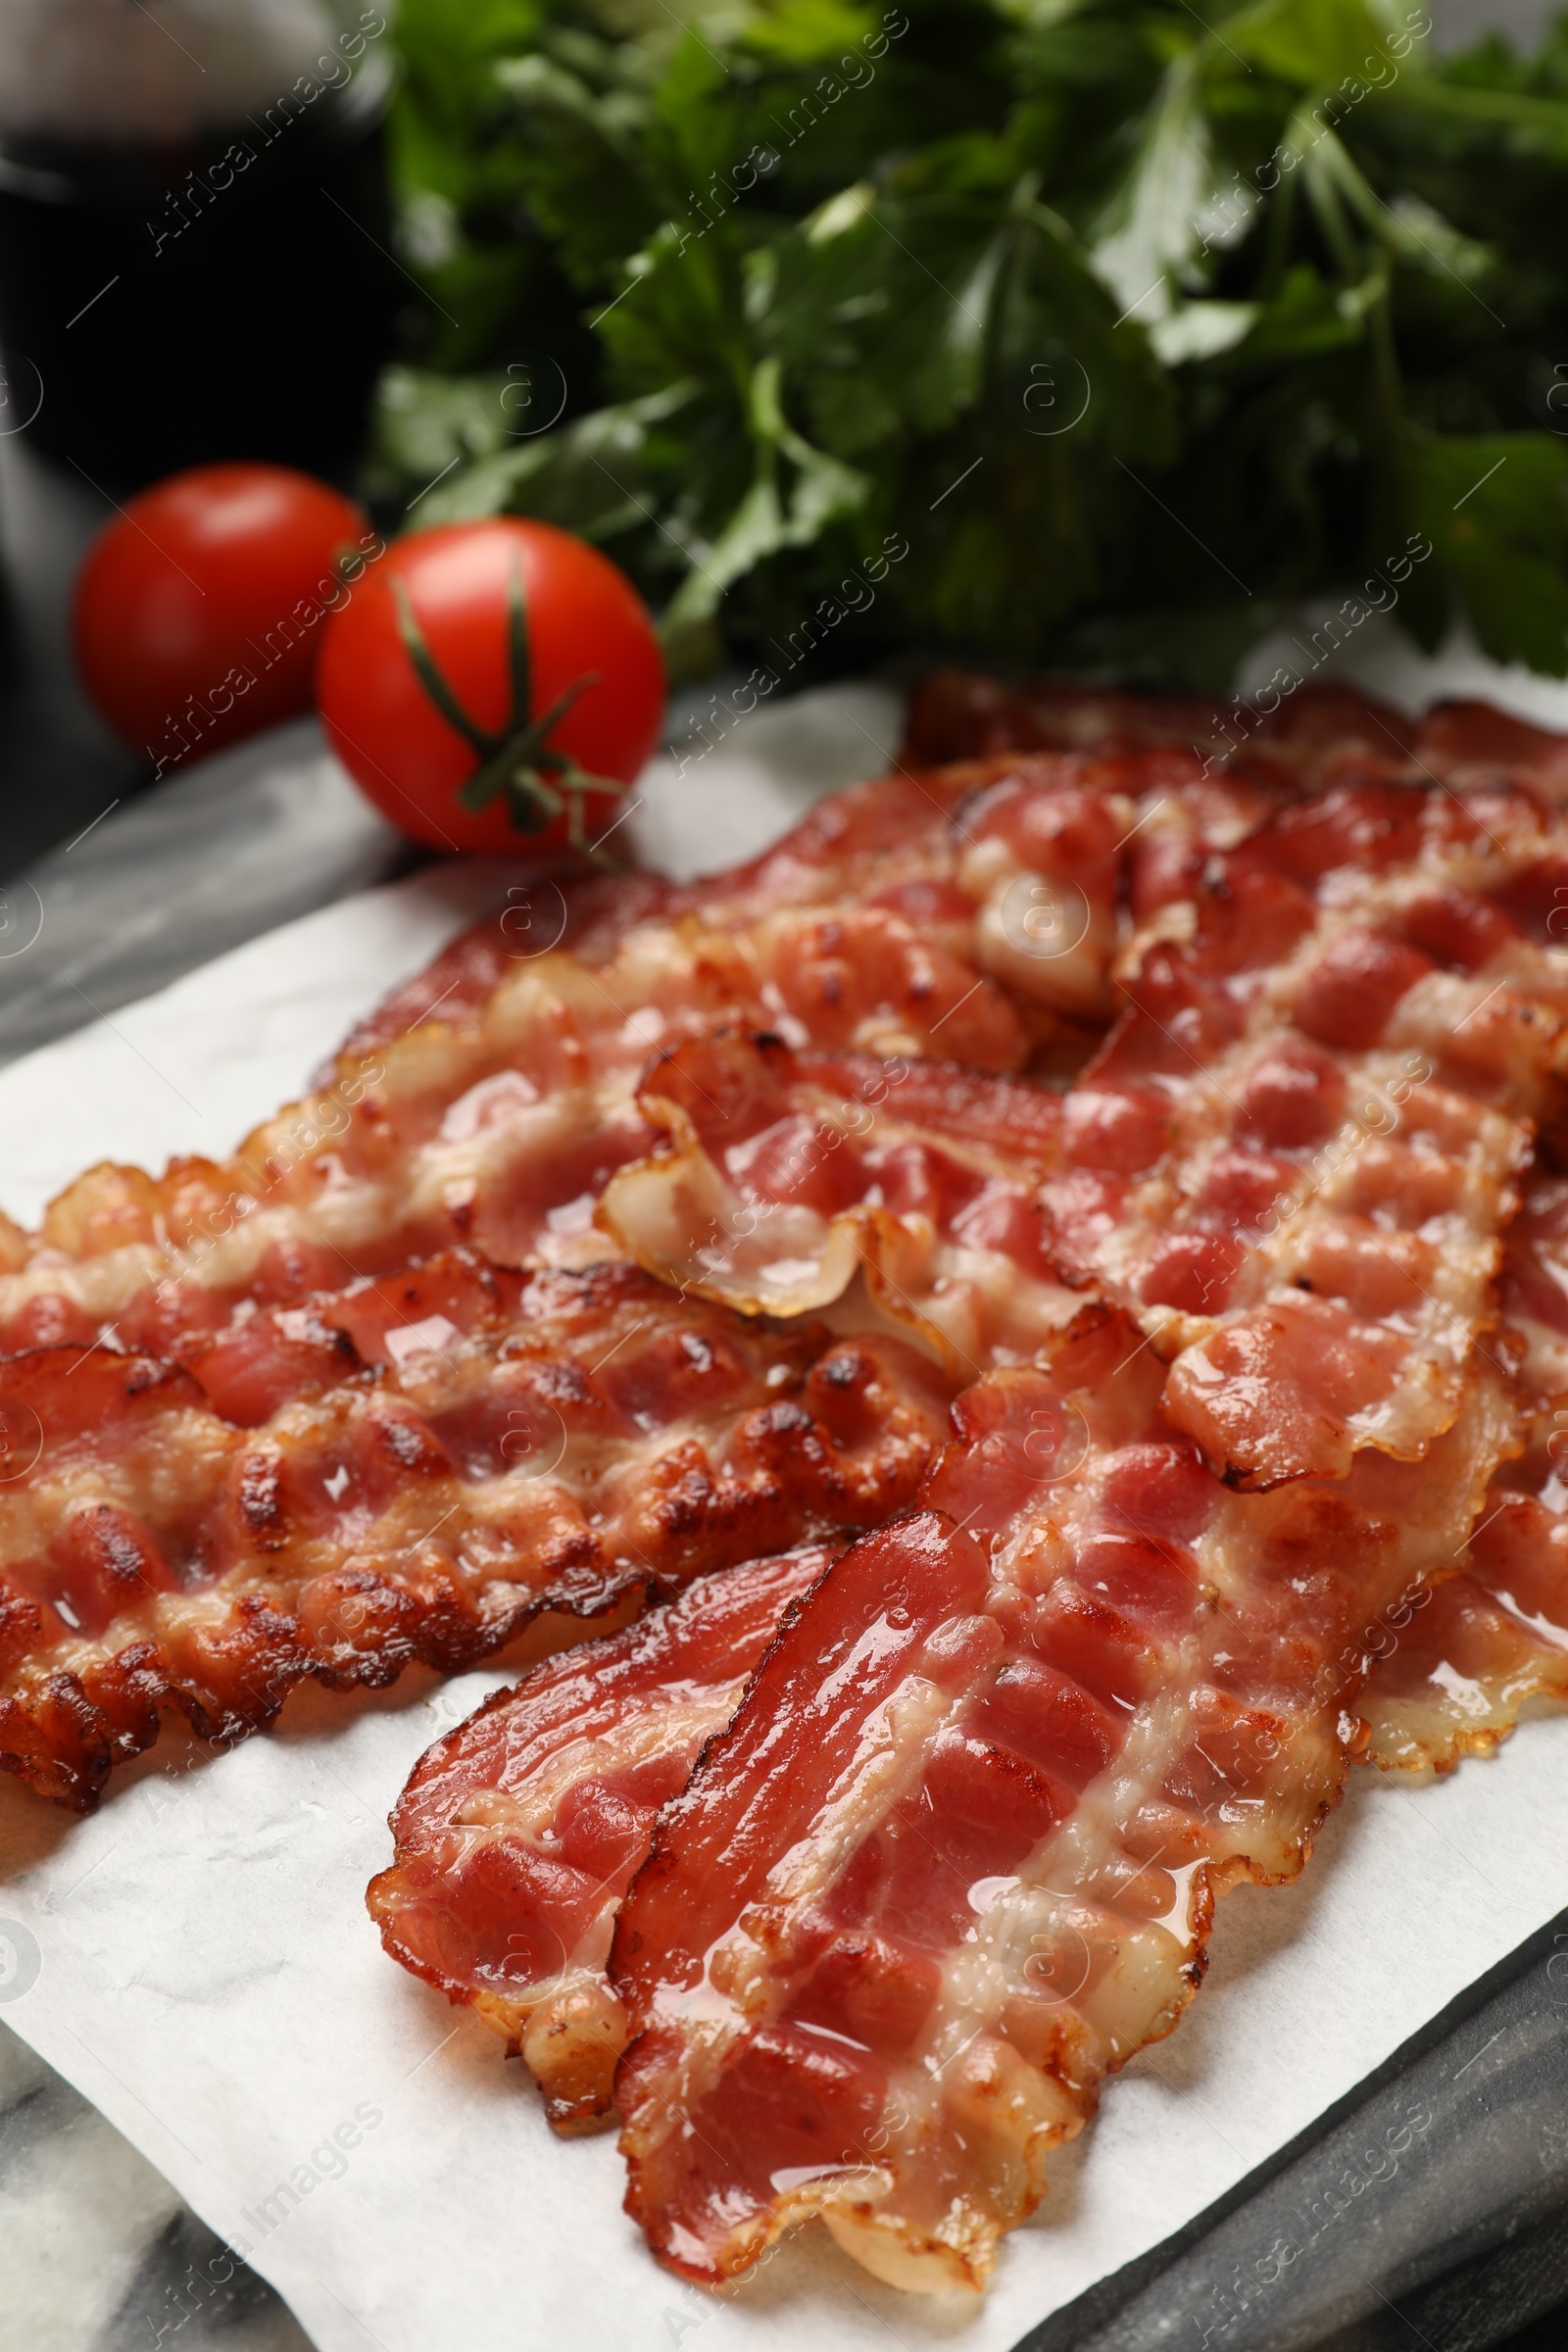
<box><xmin>314</xmin><ymin>518</ymin><xmax>666</xmax><ymax>857</ymax></box>
<box><xmin>73</xmin><ymin>463</ymin><xmax>374</xmax><ymax>769</ymax></box>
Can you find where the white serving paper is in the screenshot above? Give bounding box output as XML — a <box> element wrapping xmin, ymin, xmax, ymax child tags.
<box><xmin>2</xmin><ymin>658</ymin><xmax>1568</xmax><ymax>2352</ymax></box>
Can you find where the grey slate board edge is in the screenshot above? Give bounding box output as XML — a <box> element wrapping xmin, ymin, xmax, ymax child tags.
<box><xmin>7</xmin><ymin>1897</ymin><xmax>1568</xmax><ymax>2352</ymax></box>
<box><xmin>0</xmin><ymin>715</ymin><xmax>424</xmax><ymax>1071</ymax></box>
<box><xmin>0</xmin><ymin>2015</ymin><xmax>311</xmax><ymax>2352</ymax></box>
<box><xmin>1020</xmin><ymin>1901</ymin><xmax>1568</xmax><ymax>2352</ymax></box>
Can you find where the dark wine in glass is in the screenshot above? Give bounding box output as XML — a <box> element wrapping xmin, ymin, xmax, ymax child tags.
<box><xmin>0</xmin><ymin>1</ymin><xmax>400</xmax><ymax>490</ymax></box>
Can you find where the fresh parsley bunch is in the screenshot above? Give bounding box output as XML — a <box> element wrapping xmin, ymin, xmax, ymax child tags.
<box><xmin>374</xmin><ymin>0</ymin><xmax>1568</xmax><ymax>684</ymax></box>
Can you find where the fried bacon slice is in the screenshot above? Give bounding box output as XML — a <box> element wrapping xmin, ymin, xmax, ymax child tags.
<box><xmin>612</xmin><ymin>1312</ymin><xmax>1514</xmax><ymax>2292</ymax></box>
<box><xmin>1498</xmin><ymin>1172</ymin><xmax>1568</xmax><ymax>1408</ymax></box>
<box><xmin>600</xmin><ymin>1033</ymin><xmax>1078</xmax><ymax>1374</ymax></box>
<box><xmin>0</xmin><ymin>726</ymin><xmax>1337</xmax><ymax>1372</ymax></box>
<box><xmin>1068</xmin><ymin>776</ymin><xmax>1568</xmax><ymax>1483</ymax></box>
<box><xmin>1358</xmin><ymin>1471</ymin><xmax>1568</xmax><ymax>1772</ymax></box>
<box><xmin>605</xmin><ymin>775</ymin><xmax>1568</xmax><ymax>1486</ymax></box>
<box><xmin>0</xmin><ymin>1250</ymin><xmax>952</xmax><ymax>1808</ymax></box>
<box><xmin>1412</xmin><ymin>699</ymin><xmax>1568</xmax><ymax>801</ymax></box>
<box><xmin>903</xmin><ymin>669</ymin><xmax>1568</xmax><ymax>805</ymax></box>
<box><xmin>368</xmin><ymin>1542</ymin><xmax>835</xmax><ymax>2132</ymax></box>
<box><xmin>1342</xmin><ymin>1080</ymin><xmax>1568</xmax><ymax>1770</ymax></box>
<box><xmin>1000</xmin><ymin>768</ymin><xmax>1568</xmax><ymax>1489</ymax></box>
<box><xmin>0</xmin><ymin>747</ymin><xmax>1174</xmax><ymax>1368</ymax></box>
<box><xmin>903</xmin><ymin>669</ymin><xmax>1391</xmax><ymax>776</ymax></box>
<box><xmin>7</xmin><ymin>683</ymin><xmax>1564</xmax><ymax>1384</ymax></box>
<box><xmin>1354</xmin><ymin>1185</ymin><xmax>1568</xmax><ymax>1773</ymax></box>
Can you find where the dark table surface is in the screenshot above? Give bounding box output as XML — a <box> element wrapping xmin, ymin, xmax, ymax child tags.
<box><xmin>0</xmin><ymin>429</ymin><xmax>143</xmax><ymax>878</ymax></box>
<box><xmin>2</xmin><ymin>431</ymin><xmax>1568</xmax><ymax>2352</ymax></box>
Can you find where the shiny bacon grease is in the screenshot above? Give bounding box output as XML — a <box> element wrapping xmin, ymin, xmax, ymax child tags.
<box><xmin>0</xmin><ymin>745</ymin><xmax>1206</xmax><ymax>1364</ymax></box>
<box><xmin>612</xmin><ymin>1313</ymin><xmax>1514</xmax><ymax>2291</ymax></box>
<box><xmin>8</xmin><ymin>677</ymin><xmax>1568</xmax><ymax>2295</ymax></box>
<box><xmin>599</xmin><ymin>1035</ymin><xmax>1081</xmax><ymax>1372</ymax></box>
<box><xmin>604</xmin><ymin>771</ymin><xmax>1568</xmax><ymax>1485</ymax></box>
<box><xmin>0</xmin><ymin>1251</ymin><xmax>952</xmax><ymax>1807</ymax></box>
<box><xmin>362</xmin><ymin>682</ymin><xmax>1568</xmax><ymax>2293</ymax></box>
<box><xmin>368</xmin><ymin>1543</ymin><xmax>837</xmax><ymax>2131</ymax></box>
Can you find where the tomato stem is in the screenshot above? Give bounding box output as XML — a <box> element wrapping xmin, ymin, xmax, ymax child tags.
<box><xmin>391</xmin><ymin>557</ymin><xmax>634</xmax><ymax>857</ymax></box>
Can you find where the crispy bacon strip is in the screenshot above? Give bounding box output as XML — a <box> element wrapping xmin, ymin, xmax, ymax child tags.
<box><xmin>1497</xmin><ymin>1172</ymin><xmax>1568</xmax><ymax>1408</ymax></box>
<box><xmin>903</xmin><ymin>670</ymin><xmax>1568</xmax><ymax>806</ymax></box>
<box><xmin>0</xmin><ymin>749</ymin><xmax>1177</xmax><ymax>1366</ymax></box>
<box><xmin>1069</xmin><ymin>776</ymin><xmax>1568</xmax><ymax>1482</ymax></box>
<box><xmin>600</xmin><ymin>1034</ymin><xmax>1078</xmax><ymax>1374</ymax></box>
<box><xmin>1333</xmin><ymin>979</ymin><xmax>1568</xmax><ymax>1767</ymax></box>
<box><xmin>0</xmin><ymin>1251</ymin><xmax>952</xmax><ymax>1808</ymax></box>
<box><xmin>1355</xmin><ymin>1191</ymin><xmax>1568</xmax><ymax>1772</ymax></box>
<box><xmin>605</xmin><ymin>776</ymin><xmax>1568</xmax><ymax>1486</ymax></box>
<box><xmin>903</xmin><ymin>670</ymin><xmax>1411</xmax><ymax>777</ymax></box>
<box><xmin>1413</xmin><ymin>700</ymin><xmax>1568</xmax><ymax>801</ymax></box>
<box><xmin>8</xmin><ymin>685</ymin><xmax>1564</xmax><ymax>1376</ymax></box>
<box><xmin>368</xmin><ymin>1542</ymin><xmax>835</xmax><ymax>2131</ymax></box>
<box><xmin>1358</xmin><ymin>1470</ymin><xmax>1568</xmax><ymax>1771</ymax></box>
<box><xmin>0</xmin><ymin>725</ymin><xmax>1331</xmax><ymax>1374</ymax></box>
<box><xmin>612</xmin><ymin>1313</ymin><xmax>1514</xmax><ymax>2292</ymax></box>
<box><xmin>344</xmin><ymin>746</ymin><xmax>1154</xmax><ymax>1049</ymax></box>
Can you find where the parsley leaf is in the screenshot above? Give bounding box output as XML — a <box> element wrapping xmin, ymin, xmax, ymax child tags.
<box><xmin>375</xmin><ymin>0</ymin><xmax>1568</xmax><ymax>683</ymax></box>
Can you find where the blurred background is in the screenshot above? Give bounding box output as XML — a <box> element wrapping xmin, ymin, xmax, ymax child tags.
<box><xmin>6</xmin><ymin>4</ymin><xmax>1568</xmax><ymax>2350</ymax></box>
<box><xmin>5</xmin><ymin>0</ymin><xmax>1568</xmax><ymax>876</ymax></box>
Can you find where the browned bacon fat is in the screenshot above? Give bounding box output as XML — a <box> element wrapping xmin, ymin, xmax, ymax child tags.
<box><xmin>0</xmin><ymin>1252</ymin><xmax>952</xmax><ymax>1808</ymax></box>
<box><xmin>368</xmin><ymin>1542</ymin><xmax>834</xmax><ymax>2131</ymax></box>
<box><xmin>612</xmin><ymin>1313</ymin><xmax>1513</xmax><ymax>2292</ymax></box>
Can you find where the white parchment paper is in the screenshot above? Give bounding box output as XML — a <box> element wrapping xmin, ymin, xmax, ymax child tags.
<box><xmin>2</xmin><ymin>663</ymin><xmax>1567</xmax><ymax>2352</ymax></box>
